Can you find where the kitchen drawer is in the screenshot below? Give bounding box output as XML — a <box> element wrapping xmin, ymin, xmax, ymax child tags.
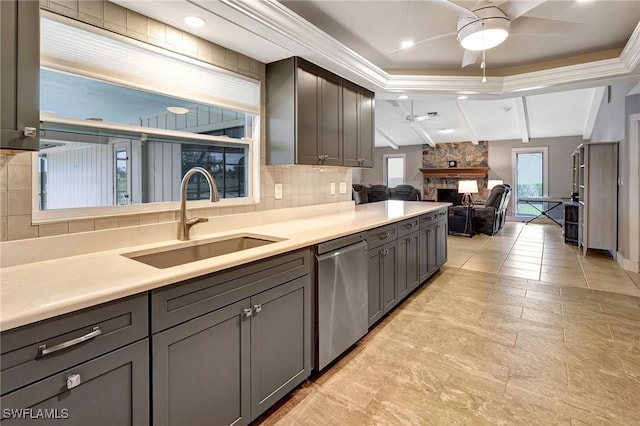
<box><xmin>1</xmin><ymin>294</ymin><xmax>148</xmax><ymax>396</ymax></box>
<box><xmin>419</xmin><ymin>212</ymin><xmax>437</xmax><ymax>228</ymax></box>
<box><xmin>151</xmin><ymin>248</ymin><xmax>311</xmax><ymax>333</ymax></box>
<box><xmin>436</xmin><ymin>208</ymin><xmax>448</xmax><ymax>222</ymax></box>
<box><xmin>366</xmin><ymin>223</ymin><xmax>398</xmax><ymax>250</ymax></box>
<box><xmin>0</xmin><ymin>339</ymin><xmax>149</xmax><ymax>426</ymax></box>
<box><xmin>397</xmin><ymin>217</ymin><xmax>419</xmax><ymax>238</ymax></box>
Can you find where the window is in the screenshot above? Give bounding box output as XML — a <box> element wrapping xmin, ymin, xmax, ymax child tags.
<box><xmin>384</xmin><ymin>154</ymin><xmax>405</xmax><ymax>187</ymax></box>
<box><xmin>512</xmin><ymin>147</ymin><xmax>549</xmax><ymax>216</ymax></box>
<box><xmin>34</xmin><ymin>13</ymin><xmax>260</xmax><ymax>221</ymax></box>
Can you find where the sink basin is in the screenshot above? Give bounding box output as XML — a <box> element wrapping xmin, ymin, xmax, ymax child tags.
<box><xmin>122</xmin><ymin>234</ymin><xmax>283</xmax><ymax>269</ymax></box>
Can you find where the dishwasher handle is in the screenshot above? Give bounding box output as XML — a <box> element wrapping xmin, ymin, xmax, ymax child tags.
<box><xmin>316</xmin><ymin>240</ymin><xmax>367</xmax><ymax>261</ymax></box>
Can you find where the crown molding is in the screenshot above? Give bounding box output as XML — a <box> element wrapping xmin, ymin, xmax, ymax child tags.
<box><xmin>209</xmin><ymin>0</ymin><xmax>640</xmax><ymax>96</ymax></box>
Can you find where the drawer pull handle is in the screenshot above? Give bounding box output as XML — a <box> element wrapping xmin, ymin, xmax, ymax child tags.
<box><xmin>253</xmin><ymin>304</ymin><xmax>262</xmax><ymax>313</ymax></box>
<box><xmin>67</xmin><ymin>374</ymin><xmax>81</xmax><ymax>390</ymax></box>
<box><xmin>243</xmin><ymin>308</ymin><xmax>253</xmax><ymax>318</ymax></box>
<box><xmin>38</xmin><ymin>326</ymin><xmax>101</xmax><ymax>357</ymax></box>
<box><xmin>378</xmin><ymin>231</ymin><xmax>391</xmax><ymax>240</ymax></box>
<box><xmin>403</xmin><ymin>223</ymin><xmax>416</xmax><ymax>229</ymax></box>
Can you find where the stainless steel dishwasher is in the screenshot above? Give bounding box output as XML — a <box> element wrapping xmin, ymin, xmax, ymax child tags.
<box><xmin>316</xmin><ymin>232</ymin><xmax>368</xmax><ymax>370</ymax></box>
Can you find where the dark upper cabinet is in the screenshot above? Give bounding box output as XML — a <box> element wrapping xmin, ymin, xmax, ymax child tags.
<box><xmin>342</xmin><ymin>80</ymin><xmax>374</xmax><ymax>168</ymax></box>
<box><xmin>1</xmin><ymin>0</ymin><xmax>39</xmax><ymax>152</ymax></box>
<box><xmin>266</xmin><ymin>57</ymin><xmax>373</xmax><ymax>167</ymax></box>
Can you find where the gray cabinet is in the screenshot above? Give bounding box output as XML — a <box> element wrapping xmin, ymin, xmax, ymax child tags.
<box><xmin>398</xmin><ymin>230</ymin><xmax>420</xmax><ymax>299</ymax></box>
<box><xmin>0</xmin><ymin>295</ymin><xmax>149</xmax><ymax>425</ymax></box>
<box><xmin>366</xmin><ymin>224</ymin><xmax>398</xmax><ymax>326</ymax></box>
<box><xmin>266</xmin><ymin>57</ymin><xmax>374</xmax><ymax>167</ymax></box>
<box><xmin>151</xmin><ymin>249</ymin><xmax>312</xmax><ymax>425</ymax></box>
<box><xmin>1</xmin><ymin>0</ymin><xmax>40</xmax><ymax>151</ymax></box>
<box><xmin>419</xmin><ymin>213</ymin><xmax>438</xmax><ymax>282</ymax></box>
<box><xmin>342</xmin><ymin>80</ymin><xmax>374</xmax><ymax>168</ymax></box>
<box><xmin>436</xmin><ymin>211</ymin><xmax>448</xmax><ymax>266</ymax></box>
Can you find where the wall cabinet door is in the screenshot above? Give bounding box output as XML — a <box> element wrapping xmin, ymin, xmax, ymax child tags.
<box><xmin>152</xmin><ymin>300</ymin><xmax>251</xmax><ymax>426</ymax></box>
<box><xmin>1</xmin><ymin>339</ymin><xmax>149</xmax><ymax>426</ymax></box>
<box><xmin>397</xmin><ymin>231</ymin><xmax>419</xmax><ymax>299</ymax></box>
<box><xmin>296</xmin><ymin>67</ymin><xmax>320</xmax><ymax>165</ymax></box>
<box><xmin>0</xmin><ymin>0</ymin><xmax>40</xmax><ymax>151</ymax></box>
<box><xmin>342</xmin><ymin>81</ymin><xmax>374</xmax><ymax>168</ymax></box>
<box><xmin>250</xmin><ymin>276</ymin><xmax>311</xmax><ymax>419</ymax></box>
<box><xmin>318</xmin><ymin>72</ymin><xmax>342</xmax><ymax>165</ymax></box>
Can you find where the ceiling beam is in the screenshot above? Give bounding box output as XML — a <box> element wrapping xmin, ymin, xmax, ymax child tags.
<box><xmin>375</xmin><ymin>126</ymin><xmax>399</xmax><ymax>150</ymax></box>
<box><xmin>583</xmin><ymin>86</ymin><xmax>606</xmax><ymax>140</ymax></box>
<box><xmin>455</xmin><ymin>100</ymin><xmax>479</xmax><ymax>145</ymax></box>
<box><xmin>514</xmin><ymin>97</ymin><xmax>530</xmax><ymax>143</ymax></box>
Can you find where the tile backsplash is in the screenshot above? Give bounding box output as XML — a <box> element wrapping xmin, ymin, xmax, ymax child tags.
<box><xmin>0</xmin><ymin>153</ymin><xmax>352</xmax><ymax>241</ymax></box>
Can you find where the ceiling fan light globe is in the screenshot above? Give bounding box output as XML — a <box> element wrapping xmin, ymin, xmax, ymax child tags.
<box><xmin>459</xmin><ymin>27</ymin><xmax>509</xmax><ymax>51</ymax></box>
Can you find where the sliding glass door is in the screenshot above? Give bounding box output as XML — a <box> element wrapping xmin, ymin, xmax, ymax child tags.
<box><xmin>512</xmin><ymin>147</ymin><xmax>548</xmax><ymax>216</ymax></box>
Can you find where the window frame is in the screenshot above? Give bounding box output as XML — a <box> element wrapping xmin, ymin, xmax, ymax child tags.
<box><xmin>511</xmin><ymin>146</ymin><xmax>549</xmax><ymax>218</ymax></box>
<box><xmin>32</xmin><ymin>12</ymin><xmax>261</xmax><ymax>224</ymax></box>
<box><xmin>383</xmin><ymin>153</ymin><xmax>406</xmax><ymax>187</ymax></box>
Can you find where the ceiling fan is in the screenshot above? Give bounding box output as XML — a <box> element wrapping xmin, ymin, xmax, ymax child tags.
<box><xmin>390</xmin><ymin>0</ymin><xmax>585</xmax><ymax>68</ymax></box>
<box><xmin>405</xmin><ymin>100</ymin><xmax>439</xmax><ymax>122</ymax></box>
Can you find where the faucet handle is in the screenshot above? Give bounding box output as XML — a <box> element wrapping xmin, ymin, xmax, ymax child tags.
<box><xmin>185</xmin><ymin>217</ymin><xmax>208</xmax><ymax>226</ymax></box>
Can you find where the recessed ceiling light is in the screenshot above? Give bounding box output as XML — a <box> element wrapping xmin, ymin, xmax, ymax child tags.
<box><xmin>438</xmin><ymin>129</ymin><xmax>454</xmax><ymax>134</ymax></box>
<box><xmin>183</xmin><ymin>16</ymin><xmax>206</xmax><ymax>28</ymax></box>
<box><xmin>398</xmin><ymin>95</ymin><xmax>409</xmax><ymax>100</ymax></box>
<box><xmin>400</xmin><ymin>40</ymin><xmax>415</xmax><ymax>49</ymax></box>
<box><xmin>457</xmin><ymin>95</ymin><xmax>468</xmax><ymax>100</ymax></box>
<box><xmin>167</xmin><ymin>106</ymin><xmax>189</xmax><ymax>115</ymax></box>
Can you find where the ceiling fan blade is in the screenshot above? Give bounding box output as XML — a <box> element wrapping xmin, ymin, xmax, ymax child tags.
<box><xmin>388</xmin><ymin>32</ymin><xmax>457</xmax><ymax>55</ymax></box>
<box><xmin>461</xmin><ymin>49</ymin><xmax>480</xmax><ymax>68</ymax></box>
<box><xmin>498</xmin><ymin>0</ymin><xmax>547</xmax><ymax>20</ymax></box>
<box><xmin>511</xmin><ymin>16</ymin><xmax>586</xmax><ymax>36</ymax></box>
<box><xmin>440</xmin><ymin>0</ymin><xmax>479</xmax><ymax>18</ymax></box>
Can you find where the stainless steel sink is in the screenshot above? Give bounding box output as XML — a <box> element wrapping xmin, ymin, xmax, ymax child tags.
<box><xmin>122</xmin><ymin>234</ymin><xmax>283</xmax><ymax>269</ymax></box>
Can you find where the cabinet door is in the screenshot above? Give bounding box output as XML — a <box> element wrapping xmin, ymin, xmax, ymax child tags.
<box><xmin>382</xmin><ymin>241</ymin><xmax>398</xmax><ymax>314</ymax></box>
<box><xmin>296</xmin><ymin>67</ymin><xmax>320</xmax><ymax>165</ymax></box>
<box><xmin>367</xmin><ymin>248</ymin><xmax>383</xmax><ymax>327</ymax></box>
<box><xmin>0</xmin><ymin>0</ymin><xmax>40</xmax><ymax>151</ymax></box>
<box><xmin>152</xmin><ymin>300</ymin><xmax>251</xmax><ymax>426</ymax></box>
<box><xmin>358</xmin><ymin>89</ymin><xmax>374</xmax><ymax>168</ymax></box>
<box><xmin>397</xmin><ymin>232</ymin><xmax>419</xmax><ymax>300</ymax></box>
<box><xmin>419</xmin><ymin>225</ymin><xmax>437</xmax><ymax>282</ymax></box>
<box><xmin>250</xmin><ymin>276</ymin><xmax>311</xmax><ymax>419</ymax></box>
<box><xmin>1</xmin><ymin>339</ymin><xmax>149</xmax><ymax>426</ymax></box>
<box><xmin>318</xmin><ymin>73</ymin><xmax>342</xmax><ymax>166</ymax></box>
<box><xmin>342</xmin><ymin>83</ymin><xmax>359</xmax><ymax>166</ymax></box>
<box><xmin>436</xmin><ymin>218</ymin><xmax>448</xmax><ymax>267</ymax></box>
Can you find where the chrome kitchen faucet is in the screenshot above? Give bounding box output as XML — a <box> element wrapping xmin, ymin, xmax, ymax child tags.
<box><xmin>178</xmin><ymin>167</ymin><xmax>219</xmax><ymax>240</ymax></box>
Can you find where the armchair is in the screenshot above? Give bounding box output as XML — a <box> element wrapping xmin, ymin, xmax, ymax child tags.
<box><xmin>473</xmin><ymin>184</ymin><xmax>507</xmax><ymax>235</ymax></box>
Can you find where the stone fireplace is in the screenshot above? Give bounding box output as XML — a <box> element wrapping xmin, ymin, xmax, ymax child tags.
<box><xmin>422</xmin><ymin>142</ymin><xmax>489</xmax><ymax>202</ymax></box>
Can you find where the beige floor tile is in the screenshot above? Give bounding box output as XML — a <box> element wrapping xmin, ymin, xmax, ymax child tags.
<box><xmin>502</xmin><ymin>260</ymin><xmax>542</xmax><ymax>271</ymax></box>
<box><xmin>499</xmin><ymin>266</ymin><xmax>541</xmax><ymax>280</ymax></box>
<box><xmin>587</xmin><ymin>279</ymin><xmax>640</xmax><ymax>297</ymax></box>
<box><xmin>539</xmin><ymin>271</ymin><xmax>588</xmax><ymax>288</ymax></box>
<box><xmin>506</xmin><ymin>253</ymin><xmax>544</xmax><ymax>265</ymax></box>
<box><xmin>541</xmin><ymin>264</ymin><xmax>584</xmax><ymax>275</ymax></box>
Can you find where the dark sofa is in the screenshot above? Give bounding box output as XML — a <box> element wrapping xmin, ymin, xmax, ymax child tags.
<box><xmin>352</xmin><ymin>184</ymin><xmax>422</xmax><ymax>204</ymax></box>
<box><xmin>448</xmin><ymin>184</ymin><xmax>512</xmax><ymax>236</ymax></box>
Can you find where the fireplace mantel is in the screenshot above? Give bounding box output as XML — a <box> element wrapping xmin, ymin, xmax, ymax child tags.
<box><xmin>420</xmin><ymin>167</ymin><xmax>490</xmax><ymax>179</ymax></box>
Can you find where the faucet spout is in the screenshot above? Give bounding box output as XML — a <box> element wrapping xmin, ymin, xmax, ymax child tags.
<box><xmin>178</xmin><ymin>167</ymin><xmax>219</xmax><ymax>240</ymax></box>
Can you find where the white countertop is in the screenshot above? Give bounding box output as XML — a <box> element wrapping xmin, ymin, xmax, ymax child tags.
<box><xmin>0</xmin><ymin>201</ymin><xmax>450</xmax><ymax>331</ymax></box>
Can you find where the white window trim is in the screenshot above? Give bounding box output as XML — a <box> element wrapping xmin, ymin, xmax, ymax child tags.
<box><xmin>32</xmin><ymin>13</ymin><xmax>262</xmax><ymax>224</ymax></box>
<box><xmin>511</xmin><ymin>146</ymin><xmax>549</xmax><ymax>218</ymax></box>
<box><xmin>383</xmin><ymin>153</ymin><xmax>406</xmax><ymax>187</ymax></box>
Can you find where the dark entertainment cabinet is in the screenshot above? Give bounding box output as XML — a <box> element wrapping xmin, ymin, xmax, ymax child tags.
<box><xmin>564</xmin><ymin>203</ymin><xmax>579</xmax><ymax>245</ymax></box>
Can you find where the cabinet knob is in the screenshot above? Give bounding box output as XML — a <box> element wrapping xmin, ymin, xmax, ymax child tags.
<box><xmin>253</xmin><ymin>304</ymin><xmax>262</xmax><ymax>313</ymax></box>
<box><xmin>243</xmin><ymin>308</ymin><xmax>253</xmax><ymax>318</ymax></box>
<box><xmin>23</xmin><ymin>127</ymin><xmax>37</xmax><ymax>138</ymax></box>
<box><xmin>67</xmin><ymin>374</ymin><xmax>81</xmax><ymax>390</ymax></box>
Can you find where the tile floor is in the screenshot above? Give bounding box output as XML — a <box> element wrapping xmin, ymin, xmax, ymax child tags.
<box><xmin>258</xmin><ymin>222</ymin><xmax>640</xmax><ymax>425</ymax></box>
